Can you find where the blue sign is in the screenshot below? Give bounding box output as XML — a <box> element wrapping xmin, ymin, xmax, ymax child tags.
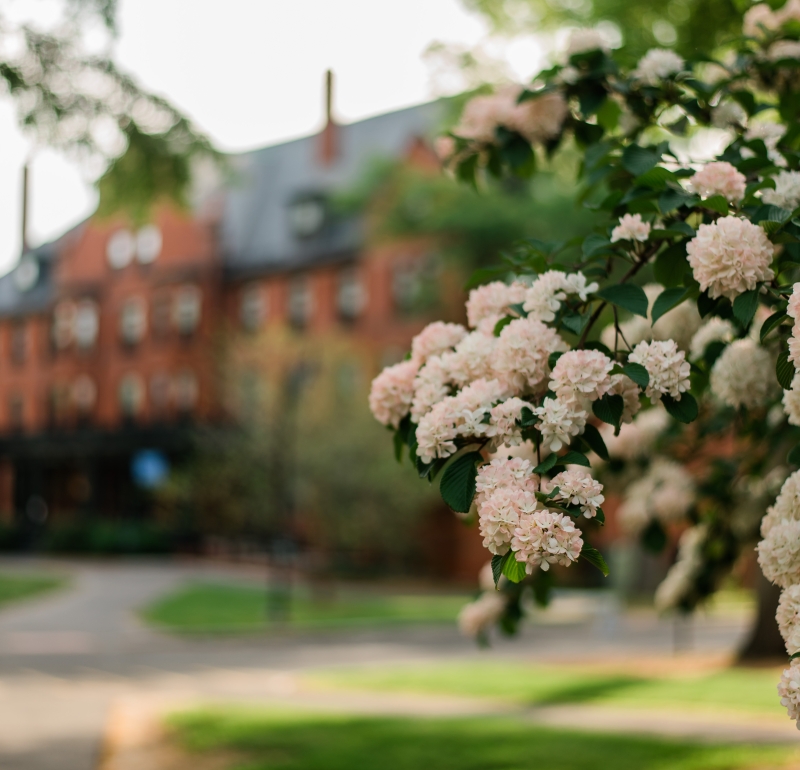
<box><xmin>131</xmin><ymin>450</ymin><xmax>170</xmax><ymax>489</ymax></box>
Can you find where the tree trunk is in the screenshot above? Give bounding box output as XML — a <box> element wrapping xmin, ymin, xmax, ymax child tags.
<box><xmin>737</xmin><ymin>571</ymin><xmax>786</xmax><ymax>663</ymax></box>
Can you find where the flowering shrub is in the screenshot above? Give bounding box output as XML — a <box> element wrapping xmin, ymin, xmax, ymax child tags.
<box><xmin>369</xmin><ymin>2</ymin><xmax>800</xmax><ymax>726</ymax></box>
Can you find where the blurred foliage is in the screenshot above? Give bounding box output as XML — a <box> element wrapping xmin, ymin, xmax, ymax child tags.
<box><xmin>337</xmin><ymin>153</ymin><xmax>599</xmax><ymax>270</ymax></box>
<box><xmin>461</xmin><ymin>0</ymin><xmax>754</xmax><ymax>62</ymax></box>
<box><xmin>0</xmin><ymin>0</ymin><xmax>215</xmax><ymax>222</ymax></box>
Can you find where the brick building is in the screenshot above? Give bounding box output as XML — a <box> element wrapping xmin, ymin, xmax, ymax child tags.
<box><xmin>0</xmin><ymin>91</ymin><xmax>487</xmax><ymax>574</ymax></box>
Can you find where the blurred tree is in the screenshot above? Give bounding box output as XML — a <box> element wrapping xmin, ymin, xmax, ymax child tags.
<box><xmin>460</xmin><ymin>0</ymin><xmax>752</xmax><ymax>62</ymax></box>
<box><xmin>0</xmin><ymin>0</ymin><xmax>214</xmax><ymax>221</ymax></box>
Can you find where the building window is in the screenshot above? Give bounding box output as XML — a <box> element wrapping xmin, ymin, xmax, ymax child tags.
<box><xmin>11</xmin><ymin>321</ymin><xmax>27</xmax><ymax>364</ymax></box>
<box><xmin>240</xmin><ymin>283</ymin><xmax>266</xmax><ymax>332</ymax></box>
<box><xmin>8</xmin><ymin>394</ymin><xmax>23</xmax><ymax>432</ymax></box>
<box><xmin>107</xmin><ymin>229</ymin><xmax>136</xmax><ymax>270</ymax></box>
<box><xmin>74</xmin><ymin>300</ymin><xmax>99</xmax><ymax>349</ymax></box>
<box><xmin>391</xmin><ymin>256</ymin><xmax>440</xmax><ymax>315</ymax></box>
<box><xmin>149</xmin><ymin>372</ymin><xmax>171</xmax><ymax>418</ymax></box>
<box><xmin>288</xmin><ymin>275</ymin><xmax>312</xmax><ymax>330</ymax></box>
<box><xmin>52</xmin><ymin>301</ymin><xmax>75</xmax><ymax>350</ymax></box>
<box><xmin>173</xmin><ymin>370</ymin><xmax>199</xmax><ymax>414</ymax></box>
<box><xmin>118</xmin><ymin>374</ymin><xmax>144</xmax><ymax>419</ymax></box>
<box><xmin>72</xmin><ymin>375</ymin><xmax>97</xmax><ymax>416</ymax></box>
<box><xmin>136</xmin><ymin>225</ymin><xmax>162</xmax><ymax>264</ymax></box>
<box><xmin>336</xmin><ymin>267</ymin><xmax>367</xmax><ymax>321</ymax></box>
<box><xmin>120</xmin><ymin>297</ymin><xmax>147</xmax><ymax>346</ymax></box>
<box><xmin>288</xmin><ymin>196</ymin><xmax>326</xmax><ymax>239</ymax></box>
<box><xmin>173</xmin><ymin>285</ymin><xmax>202</xmax><ymax>336</ymax></box>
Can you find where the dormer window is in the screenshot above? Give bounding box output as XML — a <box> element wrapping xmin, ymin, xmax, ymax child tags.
<box><xmin>337</xmin><ymin>267</ymin><xmax>367</xmax><ymax>321</ymax></box>
<box><xmin>288</xmin><ymin>195</ymin><xmax>326</xmax><ymax>239</ymax></box>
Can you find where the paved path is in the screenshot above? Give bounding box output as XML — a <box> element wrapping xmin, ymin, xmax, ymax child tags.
<box><xmin>0</xmin><ymin>557</ymin><xmax>788</xmax><ymax>769</ymax></box>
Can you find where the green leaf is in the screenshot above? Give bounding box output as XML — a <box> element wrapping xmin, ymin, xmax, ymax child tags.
<box><xmin>622</xmin><ymin>362</ymin><xmax>649</xmax><ymax>389</ymax></box>
<box><xmin>490</xmin><ymin>553</ymin><xmax>507</xmax><ymax>587</ymax></box>
<box><xmin>634</xmin><ymin>167</ymin><xmax>677</xmax><ymax>190</ymax></box>
<box><xmin>561</xmin><ymin>312</ymin><xmax>590</xmax><ymax>336</ymax></box>
<box><xmin>533</xmin><ymin>454</ymin><xmax>558</xmax><ymax>474</ymax></box>
<box><xmin>661</xmin><ymin>393</ymin><xmax>698</xmax><ymax>423</ymax></box>
<box><xmin>622</xmin><ymin>145</ymin><xmax>659</xmax><ymax>176</ymax></box>
<box><xmin>548</xmin><ymin>351</ymin><xmax>564</xmax><ymax>370</ymax></box>
<box><xmin>559</xmin><ymin>450</ymin><xmax>591</xmax><ymax>467</ymax></box>
<box><xmin>653</xmin><ymin>242</ymin><xmax>689</xmax><ymax>288</ymax></box>
<box><xmin>493</xmin><ymin>316</ymin><xmax>514</xmax><ymax>336</ymax></box>
<box><xmin>592</xmin><ymin>393</ymin><xmax>624</xmax><ymax>429</ymax></box>
<box><xmin>581</xmin><ymin>544</ymin><xmax>609</xmax><ymax>577</ymax></box>
<box><xmin>702</xmin><ymin>194</ymin><xmax>729</xmax><ymax>215</ymax></box>
<box><xmin>658</xmin><ymin>188</ymin><xmax>697</xmax><ymax>213</ymax></box>
<box><xmin>393</xmin><ymin>429</ymin><xmax>404</xmax><ymax>463</ymax></box>
<box><xmin>456</xmin><ymin>154</ymin><xmax>478</xmax><ymax>188</ymax></box>
<box><xmin>777</xmin><ymin>349</ymin><xmax>795</xmax><ymax>390</ymax></box>
<box><xmin>582</xmin><ymin>233</ymin><xmax>612</xmax><ymax>258</ymax></box>
<box><xmin>439</xmin><ymin>451</ymin><xmax>482</xmax><ymax>513</ymax></box>
<box><xmin>502</xmin><ymin>554</ymin><xmax>528</xmax><ymax>583</ymax></box>
<box><xmin>595</xmin><ymin>507</ymin><xmax>606</xmax><ymax>525</ymax></box>
<box><xmin>581</xmin><ymin>423</ymin><xmax>609</xmax><ymax>461</ymax></box>
<box><xmin>788</xmin><ymin>445</ymin><xmax>800</xmax><ymax>466</ymax></box>
<box><xmin>790</xmin><ymin>650</ymin><xmax>800</xmax><ymax>660</ymax></box>
<box><xmin>761</xmin><ymin>310</ymin><xmax>789</xmax><ymax>343</ymax></box>
<box><xmin>596</xmin><ymin>284</ymin><xmax>649</xmax><ymax>318</ymax></box>
<box><xmin>732</xmin><ymin>289</ymin><xmax>760</xmax><ymax>328</ymax></box>
<box><xmin>463</xmin><ymin>266</ymin><xmax>509</xmax><ymax>291</ymax></box>
<box><xmin>651</xmin><ymin>287</ymin><xmax>689</xmax><ymax>325</ymax></box>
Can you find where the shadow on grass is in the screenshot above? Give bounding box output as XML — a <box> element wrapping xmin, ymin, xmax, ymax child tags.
<box><xmin>171</xmin><ymin>710</ymin><xmax>789</xmax><ymax>770</ymax></box>
<box><xmin>530</xmin><ymin>675</ymin><xmax>645</xmax><ymax>707</ymax></box>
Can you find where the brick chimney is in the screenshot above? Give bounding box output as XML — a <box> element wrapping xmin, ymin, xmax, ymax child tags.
<box><xmin>318</xmin><ymin>69</ymin><xmax>338</xmax><ymax>166</ymax></box>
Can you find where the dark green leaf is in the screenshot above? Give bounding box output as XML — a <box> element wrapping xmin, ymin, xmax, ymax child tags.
<box><xmin>635</xmin><ymin>167</ymin><xmax>677</xmax><ymax>190</ymax></box>
<box><xmin>581</xmin><ymin>544</ymin><xmax>609</xmax><ymax>576</ymax></box>
<box><xmin>533</xmin><ymin>454</ymin><xmax>558</xmax><ymax>474</ymax></box>
<box><xmin>732</xmin><ymin>289</ymin><xmax>760</xmax><ymax>328</ymax></box>
<box><xmin>456</xmin><ymin>154</ymin><xmax>478</xmax><ymax>188</ymax></box>
<box><xmin>702</xmin><ymin>194</ymin><xmax>729</xmax><ymax>215</ymax></box>
<box><xmin>548</xmin><ymin>351</ymin><xmax>564</xmax><ymax>370</ymax></box>
<box><xmin>662</xmin><ymin>393</ymin><xmax>698</xmax><ymax>423</ymax></box>
<box><xmin>761</xmin><ymin>310</ymin><xmax>789</xmax><ymax>343</ymax></box>
<box><xmin>651</xmin><ymin>287</ymin><xmax>689</xmax><ymax>325</ymax></box>
<box><xmin>464</xmin><ymin>266</ymin><xmax>509</xmax><ymax>291</ymax></box>
<box><xmin>777</xmin><ymin>349</ymin><xmax>795</xmax><ymax>390</ymax></box>
<box><xmin>642</xmin><ymin>519</ymin><xmax>667</xmax><ymax>553</ymax></box>
<box><xmin>493</xmin><ymin>316</ymin><xmax>514</xmax><ymax>336</ymax></box>
<box><xmin>491</xmin><ymin>553</ymin><xmax>508</xmax><ymax>587</ymax></box>
<box><xmin>595</xmin><ymin>507</ymin><xmax>606</xmax><ymax>525</ymax></box>
<box><xmin>582</xmin><ymin>233</ymin><xmax>612</xmax><ymax>257</ymax></box>
<box><xmin>596</xmin><ymin>284</ymin><xmax>649</xmax><ymax>318</ymax></box>
<box><xmin>561</xmin><ymin>312</ymin><xmax>590</xmax><ymax>336</ymax></box>
<box><xmin>622</xmin><ymin>362</ymin><xmax>649</xmax><ymax>389</ymax></box>
<box><xmin>559</xmin><ymin>450</ymin><xmax>591</xmax><ymax>467</ymax></box>
<box><xmin>592</xmin><ymin>393</ymin><xmax>624</xmax><ymax>429</ymax></box>
<box><xmin>393</xmin><ymin>429</ymin><xmax>404</xmax><ymax>463</ymax></box>
<box><xmin>581</xmin><ymin>423</ymin><xmax>609</xmax><ymax>461</ymax></box>
<box><xmin>502</xmin><ymin>554</ymin><xmax>528</xmax><ymax>583</ymax></box>
<box><xmin>788</xmin><ymin>445</ymin><xmax>800</xmax><ymax>466</ymax></box>
<box><xmin>658</xmin><ymin>188</ymin><xmax>697</xmax><ymax>213</ymax></box>
<box><xmin>622</xmin><ymin>145</ymin><xmax>659</xmax><ymax>176</ymax></box>
<box><xmin>439</xmin><ymin>451</ymin><xmax>482</xmax><ymax>513</ymax></box>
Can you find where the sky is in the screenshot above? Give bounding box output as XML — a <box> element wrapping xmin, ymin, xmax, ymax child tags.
<box><xmin>0</xmin><ymin>0</ymin><xmax>546</xmax><ymax>274</ymax></box>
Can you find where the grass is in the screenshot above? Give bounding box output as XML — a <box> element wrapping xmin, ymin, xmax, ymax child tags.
<box><xmin>170</xmin><ymin>708</ymin><xmax>795</xmax><ymax>770</ymax></box>
<box><xmin>0</xmin><ymin>571</ymin><xmax>65</xmax><ymax>608</ymax></box>
<box><xmin>141</xmin><ymin>581</ymin><xmax>469</xmax><ymax>634</ymax></box>
<box><xmin>314</xmin><ymin>660</ymin><xmax>787</xmax><ymax>717</ymax></box>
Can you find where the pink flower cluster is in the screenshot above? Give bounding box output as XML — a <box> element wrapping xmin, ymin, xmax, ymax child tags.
<box><xmin>689</xmin><ymin>161</ymin><xmax>746</xmax><ymax>203</ymax></box>
<box><xmin>550</xmin><ymin>349</ymin><xmax>615</xmax><ymax>405</ymax></box>
<box><xmin>628</xmin><ymin>340</ymin><xmax>691</xmax><ymax>403</ymax></box>
<box><xmin>466</xmin><ymin>281</ymin><xmax>527</xmax><ymax>329</ymax></box>
<box><xmin>610</xmin><ymin>213</ymin><xmax>651</xmax><ymax>243</ymax></box>
<box><xmin>511</xmin><ymin>510</ymin><xmax>583</xmax><ymax>573</ymax></box>
<box><xmin>493</xmin><ymin>316</ymin><xmax>566</xmax><ymax>393</ymax></box>
<box><xmin>778</xmin><ymin>661</ymin><xmax>800</xmax><ymax>729</ymax></box>
<box><xmin>410</xmin><ymin>321</ymin><xmax>468</xmax><ymax>365</ymax></box>
<box><xmin>686</xmin><ymin>216</ymin><xmax>775</xmax><ymax>300</ymax></box>
<box><xmin>368</xmin><ymin>360</ymin><xmax>418</xmax><ymax>428</ymax></box>
<box><xmin>523</xmin><ymin>270</ymin><xmax>598</xmax><ymax>322</ymax></box>
<box><xmin>453</xmin><ymin>85</ymin><xmax>568</xmax><ymax>146</ymax></box>
<box><xmin>546</xmin><ymin>468</ymin><xmax>605</xmax><ymax>518</ymax></box>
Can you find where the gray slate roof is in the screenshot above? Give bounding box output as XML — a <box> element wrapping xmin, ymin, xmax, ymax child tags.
<box><xmin>219</xmin><ymin>100</ymin><xmax>445</xmax><ymax>276</ymax></box>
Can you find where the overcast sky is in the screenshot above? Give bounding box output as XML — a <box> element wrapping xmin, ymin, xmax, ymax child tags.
<box><xmin>0</xmin><ymin>0</ymin><xmax>547</xmax><ymax>274</ymax></box>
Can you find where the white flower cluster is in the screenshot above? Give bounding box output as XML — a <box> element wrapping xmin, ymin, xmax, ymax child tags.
<box><xmin>778</xmin><ymin>662</ymin><xmax>800</xmax><ymax>730</ymax></box>
<box><xmin>654</xmin><ymin>525</ymin><xmax>707</xmax><ymax>612</ymax></box>
<box><xmin>610</xmin><ymin>213</ymin><xmax>650</xmax><ymax>243</ymax></box>
<box><xmin>628</xmin><ymin>340</ymin><xmax>691</xmax><ymax>403</ymax></box>
<box><xmin>782</xmin><ymin>284</ymin><xmax>800</xmax><ymax>423</ymax></box>
<box><xmin>600</xmin><ymin>408</ymin><xmax>670</xmax><ymax>462</ymax></box>
<box><xmin>762</xmin><ymin>170</ymin><xmax>800</xmax><ymax>210</ymax></box>
<box><xmin>689</xmin><ymin>162</ymin><xmax>746</xmax><ymax>203</ymax></box>
<box><xmin>745</xmin><ymin>1</ymin><xmax>800</xmax><ymax>38</ymax></box>
<box><xmin>686</xmin><ymin>216</ymin><xmax>775</xmax><ymax>300</ymax></box>
<box><xmin>618</xmin><ymin>459</ymin><xmax>696</xmax><ymax>534</ymax></box>
<box><xmin>632</xmin><ymin>48</ymin><xmax>685</xmax><ymax>85</ymax></box>
<box><xmin>689</xmin><ymin>317</ymin><xmax>735</xmax><ymax>360</ymax></box>
<box><xmin>710</xmin><ymin>338</ymin><xmax>779</xmax><ymax>409</ymax></box>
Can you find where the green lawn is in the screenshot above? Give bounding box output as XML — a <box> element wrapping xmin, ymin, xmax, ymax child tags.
<box><xmin>141</xmin><ymin>581</ymin><xmax>469</xmax><ymax>634</ymax></box>
<box><xmin>0</xmin><ymin>571</ymin><xmax>65</xmax><ymax>608</ymax></box>
<box><xmin>314</xmin><ymin>660</ymin><xmax>787</xmax><ymax>717</ymax></box>
<box><xmin>170</xmin><ymin>709</ymin><xmax>793</xmax><ymax>770</ymax></box>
